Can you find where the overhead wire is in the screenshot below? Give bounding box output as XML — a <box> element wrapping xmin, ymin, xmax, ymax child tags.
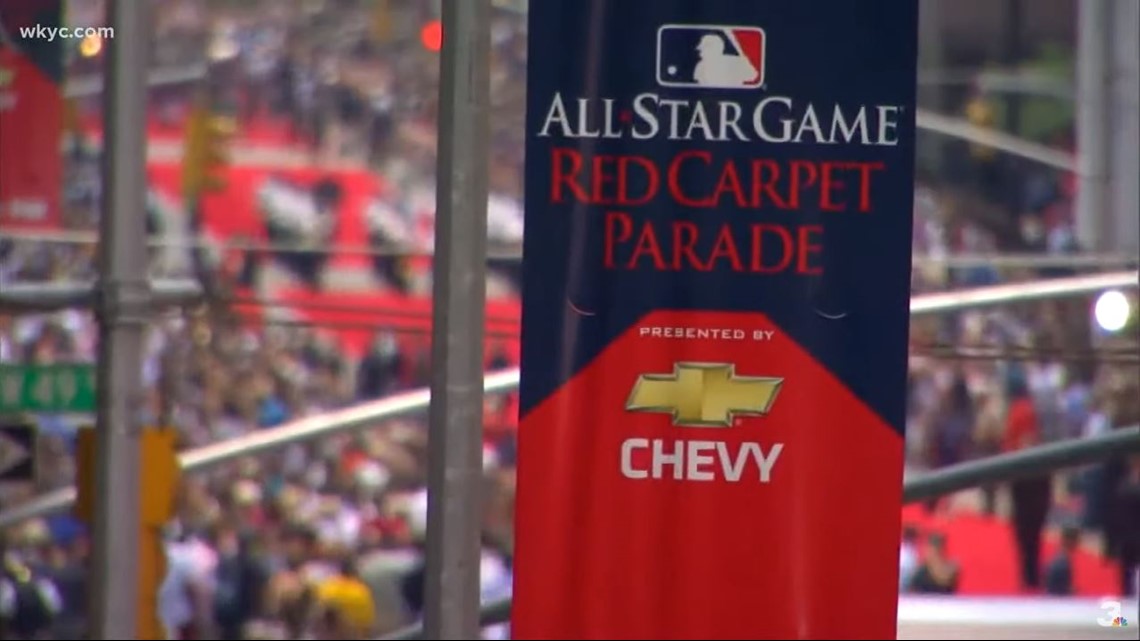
<box><xmin>214</xmin><ymin>306</ymin><xmax>1137</xmax><ymax>364</ymax></box>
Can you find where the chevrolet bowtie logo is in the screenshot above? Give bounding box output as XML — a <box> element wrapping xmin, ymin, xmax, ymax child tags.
<box><xmin>625</xmin><ymin>362</ymin><xmax>783</xmax><ymax>428</ymax></box>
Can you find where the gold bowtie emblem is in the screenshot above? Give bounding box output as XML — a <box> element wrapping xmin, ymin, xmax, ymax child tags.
<box><xmin>625</xmin><ymin>362</ymin><xmax>783</xmax><ymax>428</ymax></box>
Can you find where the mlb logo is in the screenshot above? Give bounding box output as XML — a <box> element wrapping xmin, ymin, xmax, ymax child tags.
<box><xmin>656</xmin><ymin>24</ymin><xmax>766</xmax><ymax>90</ymax></box>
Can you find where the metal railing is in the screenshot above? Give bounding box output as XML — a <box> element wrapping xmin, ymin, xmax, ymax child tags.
<box><xmin>378</xmin><ymin>425</ymin><xmax>1140</xmax><ymax>640</ymax></box>
<box><xmin>907</xmin><ymin>270</ymin><xmax>1136</xmax><ymax>315</ymax></box>
<box><xmin>3</xmin><ymin>225</ymin><xmax>1138</xmax><ymax>270</ymax></box>
<box><xmin>0</xmin><ymin>279</ymin><xmax>203</xmax><ymax>313</ymax></box>
<box><xmin>1</xmin><ymin>271</ymin><xmax>1137</xmax><ymax>528</ymax></box>
<box><xmin>2</xmin><ymin>271</ymin><xmax>1135</xmax><ymax>317</ymax></box>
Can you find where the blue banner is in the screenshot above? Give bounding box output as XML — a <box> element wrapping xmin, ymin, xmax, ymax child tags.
<box><xmin>514</xmin><ymin>2</ymin><xmax>919</xmax><ymax>638</ymax></box>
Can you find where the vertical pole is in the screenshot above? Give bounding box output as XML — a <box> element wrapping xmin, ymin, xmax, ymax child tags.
<box><xmin>421</xmin><ymin>0</ymin><xmax>487</xmax><ymax>634</ymax></box>
<box><xmin>1002</xmin><ymin>0</ymin><xmax>1024</xmax><ymax>137</ymax></box>
<box><xmin>1108</xmin><ymin>0</ymin><xmax>1139</xmax><ymax>253</ymax></box>
<box><xmin>1075</xmin><ymin>0</ymin><xmax>1112</xmax><ymax>251</ymax></box>
<box><xmin>916</xmin><ymin>0</ymin><xmax>944</xmax><ymax>173</ymax></box>
<box><xmin>1001</xmin><ymin>0</ymin><xmax>1024</xmax><ymax>224</ymax></box>
<box><xmin>423</xmin><ymin>0</ymin><xmax>491</xmax><ymax>639</ymax></box>
<box><xmin>89</xmin><ymin>0</ymin><xmax>153</xmax><ymax>638</ymax></box>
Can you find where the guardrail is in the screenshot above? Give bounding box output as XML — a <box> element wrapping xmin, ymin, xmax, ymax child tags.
<box><xmin>3</xmin><ymin>271</ymin><xmax>1135</xmax><ymax>318</ymax></box>
<box><xmin>377</xmin><ymin>425</ymin><xmax>1140</xmax><ymax>640</ymax></box>
<box><xmin>1</xmin><ymin>270</ymin><xmax>1137</xmax><ymax>528</ymax></box>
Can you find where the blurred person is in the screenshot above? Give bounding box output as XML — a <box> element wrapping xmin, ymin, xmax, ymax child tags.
<box><xmin>314</xmin><ymin>496</ymin><xmax>363</xmax><ymax>550</ymax></box>
<box><xmin>1026</xmin><ymin>334</ymin><xmax>1067</xmax><ymax>444</ymax></box>
<box><xmin>0</xmin><ymin>533</ymin><xmax>62</xmax><ymax>640</ymax></box>
<box><xmin>310</xmin><ymin>607</ymin><xmax>349</xmax><ymax>640</ymax></box>
<box><xmin>910</xmin><ymin>532</ymin><xmax>960</xmax><ymax>594</ymax></box>
<box><xmin>1004</xmin><ymin>377</ymin><xmax>1053</xmax><ymax>591</ymax></box>
<box><xmin>972</xmin><ymin>390</ymin><xmax>1006</xmax><ymax>515</ymax></box>
<box><xmin>367</xmin><ymin>90</ymin><xmax>396</xmax><ymax>165</ymax></box>
<box><xmin>264</xmin><ymin>557</ymin><xmax>315</xmax><ymax>639</ymax></box>
<box><xmin>400</xmin><ymin>530</ymin><xmax>513</xmax><ymax>640</ymax></box>
<box><xmin>159</xmin><ymin>526</ymin><xmax>216</xmax><ymax>641</ymax></box>
<box><xmin>263</xmin><ymin>520</ymin><xmax>330</xmax><ymax>632</ymax></box>
<box><xmin>479</xmin><ymin>543</ymin><xmax>513</xmax><ymax>641</ymax></box>
<box><xmin>356</xmin><ymin>521</ymin><xmax>419</xmax><ymax>633</ymax></box>
<box><xmin>899</xmin><ymin>525</ymin><xmax>921</xmax><ymax>593</ymax></box>
<box><xmin>357</xmin><ymin>332</ymin><xmax>404</xmax><ymax>399</ymax></box>
<box><xmin>40</xmin><ymin>535</ymin><xmax>88</xmax><ymax>639</ymax></box>
<box><xmin>933</xmin><ymin>375</ymin><xmax>975</xmax><ymax>468</ymax></box>
<box><xmin>1079</xmin><ymin>392</ymin><xmax>1115</xmax><ymax>531</ymax></box>
<box><xmin>1043</xmin><ymin>525</ymin><xmax>1081</xmax><ymax>596</ymax></box>
<box><xmin>213</xmin><ymin>527</ymin><xmax>267</xmax><ymax>639</ymax></box>
<box><xmin>921</xmin><ymin>375</ymin><xmax>974</xmax><ymax>512</ymax></box>
<box><xmin>314</xmin><ymin>557</ymin><xmax>376</xmax><ymax>639</ymax></box>
<box><xmin>1104</xmin><ymin>452</ymin><xmax>1140</xmax><ymax>597</ymax></box>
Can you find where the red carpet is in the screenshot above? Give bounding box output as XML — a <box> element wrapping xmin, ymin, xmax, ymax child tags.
<box><xmin>256</xmin><ymin>287</ymin><xmax>522</xmax><ymax>361</ymax></box>
<box><xmin>901</xmin><ymin>504</ymin><xmax>1120</xmax><ymax>596</ymax></box>
<box><xmin>147</xmin><ymin>162</ymin><xmax>382</xmax><ymax>274</ymax></box>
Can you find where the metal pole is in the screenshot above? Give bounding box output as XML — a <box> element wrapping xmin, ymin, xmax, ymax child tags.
<box><xmin>423</xmin><ymin>1</ymin><xmax>491</xmax><ymax>639</ymax></box>
<box><xmin>1109</xmin><ymin>0</ymin><xmax>1140</xmax><ymax>254</ymax></box>
<box><xmin>916</xmin><ymin>0</ymin><xmax>944</xmax><ymax>172</ymax></box>
<box><xmin>1076</xmin><ymin>0</ymin><xmax>1112</xmax><ymax>251</ymax></box>
<box><xmin>89</xmin><ymin>1</ymin><xmax>153</xmax><ymax>637</ymax></box>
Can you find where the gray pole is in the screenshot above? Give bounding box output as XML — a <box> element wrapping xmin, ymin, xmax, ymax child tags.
<box><xmin>1075</xmin><ymin>0</ymin><xmax>1112</xmax><ymax>251</ymax></box>
<box><xmin>916</xmin><ymin>0</ymin><xmax>945</xmax><ymax>172</ymax></box>
<box><xmin>89</xmin><ymin>0</ymin><xmax>153</xmax><ymax>637</ymax></box>
<box><xmin>1109</xmin><ymin>0</ymin><xmax>1139</xmax><ymax>254</ymax></box>
<box><xmin>423</xmin><ymin>1</ymin><xmax>491</xmax><ymax>639</ymax></box>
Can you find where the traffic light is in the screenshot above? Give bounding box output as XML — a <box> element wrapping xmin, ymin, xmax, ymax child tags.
<box><xmin>181</xmin><ymin>102</ymin><xmax>235</xmax><ymax>201</ymax></box>
<box><xmin>421</xmin><ymin>19</ymin><xmax>443</xmax><ymax>52</ymax></box>
<box><xmin>964</xmin><ymin>95</ymin><xmax>996</xmax><ymax>161</ymax></box>
<box><xmin>75</xmin><ymin>428</ymin><xmax>180</xmax><ymax>639</ymax></box>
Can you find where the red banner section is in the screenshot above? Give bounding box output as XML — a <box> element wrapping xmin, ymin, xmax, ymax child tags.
<box><xmin>0</xmin><ymin>46</ymin><xmax>62</xmax><ymax>231</ymax></box>
<box><xmin>514</xmin><ymin>311</ymin><xmax>904</xmax><ymax>638</ymax></box>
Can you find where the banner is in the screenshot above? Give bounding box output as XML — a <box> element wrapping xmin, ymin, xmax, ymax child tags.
<box><xmin>0</xmin><ymin>0</ymin><xmax>63</xmax><ymax>231</ymax></box>
<box><xmin>513</xmin><ymin>2</ymin><xmax>918</xmax><ymax>639</ymax></box>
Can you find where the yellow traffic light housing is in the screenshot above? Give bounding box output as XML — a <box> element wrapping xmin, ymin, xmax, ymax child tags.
<box><xmin>182</xmin><ymin>105</ymin><xmax>235</xmax><ymax>201</ymax></box>
<box><xmin>75</xmin><ymin>428</ymin><xmax>181</xmax><ymax>639</ymax></box>
<box><xmin>373</xmin><ymin>0</ymin><xmax>393</xmax><ymax>42</ymax></box>
<box><xmin>964</xmin><ymin>96</ymin><xmax>996</xmax><ymax>161</ymax></box>
<box><xmin>63</xmin><ymin>98</ymin><xmax>80</xmax><ymax>135</ymax></box>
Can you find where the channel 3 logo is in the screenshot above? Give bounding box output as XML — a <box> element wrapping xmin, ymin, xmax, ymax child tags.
<box><xmin>1096</xmin><ymin>599</ymin><xmax>1130</xmax><ymax>627</ymax></box>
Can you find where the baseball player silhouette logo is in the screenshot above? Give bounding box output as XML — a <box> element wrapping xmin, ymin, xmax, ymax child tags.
<box><xmin>657</xmin><ymin>25</ymin><xmax>766</xmax><ymax>90</ymax></box>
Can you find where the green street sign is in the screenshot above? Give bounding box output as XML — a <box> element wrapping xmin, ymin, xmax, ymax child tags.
<box><xmin>0</xmin><ymin>364</ymin><xmax>97</xmax><ymax>413</ymax></box>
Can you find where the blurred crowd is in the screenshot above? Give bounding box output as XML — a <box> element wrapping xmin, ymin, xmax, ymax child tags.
<box><xmin>2</xmin><ymin>0</ymin><xmax>1139</xmax><ymax>639</ymax></box>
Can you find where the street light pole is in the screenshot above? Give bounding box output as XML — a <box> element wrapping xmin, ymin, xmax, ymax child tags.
<box><xmin>1109</xmin><ymin>0</ymin><xmax>1140</xmax><ymax>253</ymax></box>
<box><xmin>88</xmin><ymin>0</ymin><xmax>154</xmax><ymax>637</ymax></box>
<box><xmin>1076</xmin><ymin>0</ymin><xmax>1112</xmax><ymax>251</ymax></box>
<box><xmin>423</xmin><ymin>0</ymin><xmax>492</xmax><ymax>639</ymax></box>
